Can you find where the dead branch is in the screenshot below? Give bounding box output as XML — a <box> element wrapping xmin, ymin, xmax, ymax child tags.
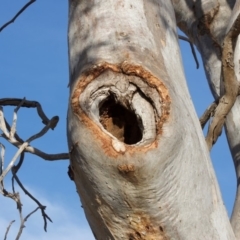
<box><xmin>200</xmin><ymin>82</ymin><xmax>240</xmax><ymax>129</ymax></box>
<box><xmin>0</xmin><ymin>115</ymin><xmax>62</xmax><ymax>182</ymax></box>
<box><xmin>0</xmin><ymin>142</ymin><xmax>29</xmax><ymax>183</ymax></box>
<box><xmin>4</xmin><ymin>220</ymin><xmax>15</xmax><ymax>240</ymax></box>
<box><xmin>178</xmin><ymin>35</ymin><xmax>200</xmax><ymax>69</ymax></box>
<box><xmin>14</xmin><ymin>152</ymin><xmax>24</xmax><ymax>174</ymax></box>
<box><xmin>2</xmin><ymin>186</ymin><xmax>45</xmax><ymax>240</ymax></box>
<box><xmin>15</xmin><ymin>207</ymin><xmax>40</xmax><ymax>240</ymax></box>
<box><xmin>205</xmin><ymin>14</ymin><xmax>240</xmax><ymax>150</ymax></box>
<box><xmin>0</xmin><ymin>98</ymin><xmax>51</xmax><ymax>126</ymax></box>
<box><xmin>0</xmin><ymin>143</ymin><xmax>5</xmax><ymax>176</ymax></box>
<box><xmin>0</xmin><ymin>1</ymin><xmax>36</xmax><ymax>32</ymax></box>
<box><xmin>10</xmin><ymin>98</ymin><xmax>26</xmax><ymax>139</ymax></box>
<box><xmin>11</xmin><ymin>153</ymin><xmax>25</xmax><ymax>194</ymax></box>
<box><xmin>0</xmin><ymin>99</ymin><xmax>69</xmax><ymax>160</ymax></box>
<box><xmin>3</xmin><ymin>117</ymin><xmax>68</xmax><ymax>160</ymax></box>
<box><xmin>0</xmin><ymin>97</ymin><xmax>68</xmax><ymax>239</ymax></box>
<box><xmin>12</xmin><ymin>167</ymin><xmax>52</xmax><ymax>232</ymax></box>
<box><xmin>199</xmin><ymin>101</ymin><xmax>218</xmax><ymax>129</ymax></box>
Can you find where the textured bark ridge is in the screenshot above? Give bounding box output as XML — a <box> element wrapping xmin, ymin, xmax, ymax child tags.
<box><xmin>71</xmin><ymin>61</ymin><xmax>170</xmax><ymax>155</ymax></box>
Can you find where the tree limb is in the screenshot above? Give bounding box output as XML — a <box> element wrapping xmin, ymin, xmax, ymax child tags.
<box><xmin>0</xmin><ymin>97</ymin><xmax>69</xmax><ymax>238</ymax></box>
<box><xmin>205</xmin><ymin>13</ymin><xmax>240</xmax><ymax>150</ymax></box>
<box><xmin>3</xmin><ymin>117</ymin><xmax>69</xmax><ymax>160</ymax></box>
<box><xmin>178</xmin><ymin>35</ymin><xmax>200</xmax><ymax>69</ymax></box>
<box><xmin>0</xmin><ymin>0</ymin><xmax>36</xmax><ymax>32</ymax></box>
<box><xmin>0</xmin><ymin>98</ymin><xmax>51</xmax><ymax>126</ymax></box>
<box><xmin>199</xmin><ymin>101</ymin><xmax>218</xmax><ymax>129</ymax></box>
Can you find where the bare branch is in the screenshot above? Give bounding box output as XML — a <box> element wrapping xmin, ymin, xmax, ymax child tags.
<box><xmin>205</xmin><ymin>13</ymin><xmax>240</xmax><ymax>150</ymax></box>
<box><xmin>26</xmin><ymin>116</ymin><xmax>59</xmax><ymax>143</ymax></box>
<box><xmin>12</xmin><ymin>167</ymin><xmax>52</xmax><ymax>232</ymax></box>
<box><xmin>14</xmin><ymin>153</ymin><xmax>25</xmax><ymax>174</ymax></box>
<box><xmin>2</xmin><ymin>186</ymin><xmax>41</xmax><ymax>240</ymax></box>
<box><xmin>199</xmin><ymin>101</ymin><xmax>218</xmax><ymax>129</ymax></box>
<box><xmin>3</xmin><ymin>118</ymin><xmax>69</xmax><ymax>161</ymax></box>
<box><xmin>15</xmin><ymin>207</ymin><xmax>40</xmax><ymax>240</ymax></box>
<box><xmin>0</xmin><ymin>97</ymin><xmax>67</xmax><ymax>237</ymax></box>
<box><xmin>0</xmin><ymin>98</ymin><xmax>50</xmax><ymax>126</ymax></box>
<box><xmin>16</xmin><ymin>207</ymin><xmax>42</xmax><ymax>240</ymax></box>
<box><xmin>4</xmin><ymin>220</ymin><xmax>15</xmax><ymax>240</ymax></box>
<box><xmin>0</xmin><ymin>116</ymin><xmax>62</xmax><ymax>182</ymax></box>
<box><xmin>0</xmin><ymin>107</ymin><xmax>10</xmax><ymax>138</ymax></box>
<box><xmin>178</xmin><ymin>35</ymin><xmax>200</xmax><ymax>69</ymax></box>
<box><xmin>0</xmin><ymin>142</ymin><xmax>29</xmax><ymax>182</ymax></box>
<box><xmin>0</xmin><ymin>0</ymin><xmax>36</xmax><ymax>33</ymax></box>
<box><xmin>10</xmin><ymin>98</ymin><xmax>26</xmax><ymax>139</ymax></box>
<box><xmin>0</xmin><ymin>143</ymin><xmax>5</xmax><ymax>176</ymax></box>
<box><xmin>11</xmin><ymin>153</ymin><xmax>25</xmax><ymax>194</ymax></box>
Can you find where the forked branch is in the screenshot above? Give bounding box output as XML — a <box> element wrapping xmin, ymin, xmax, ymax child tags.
<box><xmin>0</xmin><ymin>99</ymin><xmax>69</xmax><ymax>160</ymax></box>
<box><xmin>0</xmin><ymin>98</ymin><xmax>68</xmax><ymax>239</ymax></box>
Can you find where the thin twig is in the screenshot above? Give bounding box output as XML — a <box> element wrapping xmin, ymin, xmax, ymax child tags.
<box><xmin>0</xmin><ymin>107</ymin><xmax>10</xmax><ymax>138</ymax></box>
<box><xmin>15</xmin><ymin>207</ymin><xmax>40</xmax><ymax>240</ymax></box>
<box><xmin>199</xmin><ymin>101</ymin><xmax>218</xmax><ymax>128</ymax></box>
<box><xmin>16</xmin><ymin>206</ymin><xmax>41</xmax><ymax>240</ymax></box>
<box><xmin>0</xmin><ymin>0</ymin><xmax>36</xmax><ymax>32</ymax></box>
<box><xmin>14</xmin><ymin>153</ymin><xmax>25</xmax><ymax>174</ymax></box>
<box><xmin>178</xmin><ymin>35</ymin><xmax>200</xmax><ymax>69</ymax></box>
<box><xmin>0</xmin><ymin>142</ymin><xmax>28</xmax><ymax>182</ymax></box>
<box><xmin>1</xmin><ymin>116</ymin><xmax>60</xmax><ymax>181</ymax></box>
<box><xmin>11</xmin><ymin>153</ymin><xmax>25</xmax><ymax>194</ymax></box>
<box><xmin>4</xmin><ymin>220</ymin><xmax>15</xmax><ymax>240</ymax></box>
<box><xmin>4</xmin><ymin>117</ymin><xmax>24</xmax><ymax>143</ymax></box>
<box><xmin>3</xmin><ymin>118</ymin><xmax>69</xmax><ymax>160</ymax></box>
<box><xmin>0</xmin><ymin>143</ymin><xmax>5</xmax><ymax>192</ymax></box>
<box><xmin>1</xmin><ymin>134</ymin><xmax>69</xmax><ymax>160</ymax></box>
<box><xmin>26</xmin><ymin>116</ymin><xmax>59</xmax><ymax>143</ymax></box>
<box><xmin>10</xmin><ymin>98</ymin><xmax>26</xmax><ymax>139</ymax></box>
<box><xmin>12</xmin><ymin>168</ymin><xmax>52</xmax><ymax>231</ymax></box>
<box><xmin>0</xmin><ymin>143</ymin><xmax>5</xmax><ymax>176</ymax></box>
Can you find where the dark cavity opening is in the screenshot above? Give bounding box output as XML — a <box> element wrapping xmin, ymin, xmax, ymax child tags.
<box><xmin>99</xmin><ymin>95</ymin><xmax>142</xmax><ymax>145</ymax></box>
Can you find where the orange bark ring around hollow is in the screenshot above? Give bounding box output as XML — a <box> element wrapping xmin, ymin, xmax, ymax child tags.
<box><xmin>71</xmin><ymin>61</ymin><xmax>171</xmax><ymax>155</ymax></box>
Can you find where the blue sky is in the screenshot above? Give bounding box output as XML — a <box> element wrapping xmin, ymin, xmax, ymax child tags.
<box><xmin>0</xmin><ymin>1</ymin><xmax>236</xmax><ymax>239</ymax></box>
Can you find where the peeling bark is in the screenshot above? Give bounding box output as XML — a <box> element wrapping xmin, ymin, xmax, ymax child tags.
<box><xmin>67</xmin><ymin>0</ymin><xmax>235</xmax><ymax>239</ymax></box>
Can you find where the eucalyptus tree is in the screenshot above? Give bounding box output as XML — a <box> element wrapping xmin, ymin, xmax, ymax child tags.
<box><xmin>2</xmin><ymin>0</ymin><xmax>240</xmax><ymax>239</ymax></box>
<box><xmin>67</xmin><ymin>0</ymin><xmax>240</xmax><ymax>239</ymax></box>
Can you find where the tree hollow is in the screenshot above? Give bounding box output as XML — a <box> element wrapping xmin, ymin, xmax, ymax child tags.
<box><xmin>99</xmin><ymin>95</ymin><xmax>142</xmax><ymax>145</ymax></box>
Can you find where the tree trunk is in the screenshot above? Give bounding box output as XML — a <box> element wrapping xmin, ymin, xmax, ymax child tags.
<box><xmin>67</xmin><ymin>0</ymin><xmax>235</xmax><ymax>239</ymax></box>
<box><xmin>172</xmin><ymin>0</ymin><xmax>240</xmax><ymax>237</ymax></box>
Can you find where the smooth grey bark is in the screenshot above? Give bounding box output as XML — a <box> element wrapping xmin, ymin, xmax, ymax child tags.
<box><xmin>67</xmin><ymin>0</ymin><xmax>235</xmax><ymax>239</ymax></box>
<box><xmin>172</xmin><ymin>0</ymin><xmax>240</xmax><ymax>238</ymax></box>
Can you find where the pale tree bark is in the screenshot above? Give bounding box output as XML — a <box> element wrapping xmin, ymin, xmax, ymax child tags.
<box><xmin>172</xmin><ymin>0</ymin><xmax>240</xmax><ymax>238</ymax></box>
<box><xmin>67</xmin><ymin>0</ymin><xmax>235</xmax><ymax>239</ymax></box>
